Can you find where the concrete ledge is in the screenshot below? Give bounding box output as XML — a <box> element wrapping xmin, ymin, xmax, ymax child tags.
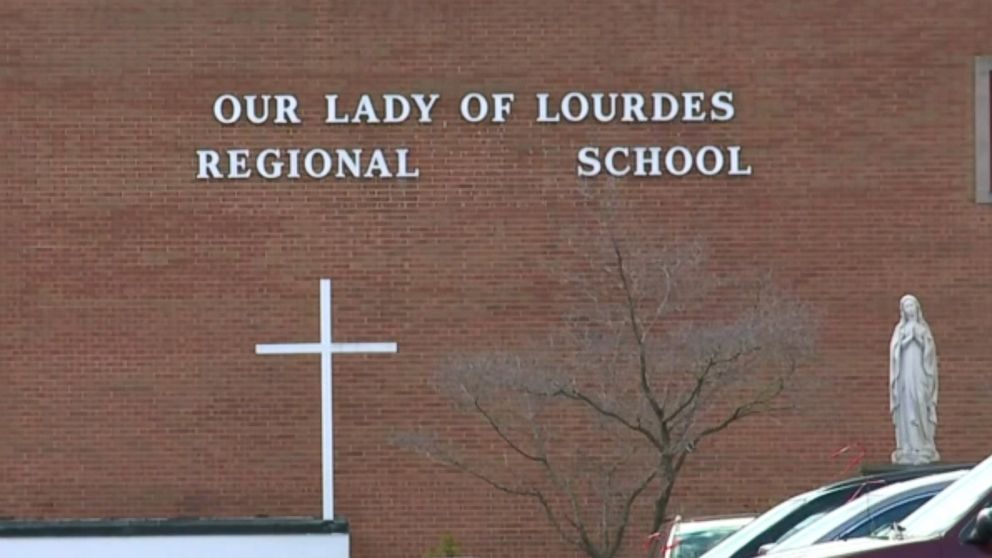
<box><xmin>0</xmin><ymin>518</ymin><xmax>349</xmax><ymax>558</ymax></box>
<box><xmin>0</xmin><ymin>517</ymin><xmax>347</xmax><ymax>537</ymax></box>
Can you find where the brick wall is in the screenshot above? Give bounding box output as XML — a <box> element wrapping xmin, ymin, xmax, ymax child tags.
<box><xmin>3</xmin><ymin>1</ymin><xmax>992</xmax><ymax>556</ymax></box>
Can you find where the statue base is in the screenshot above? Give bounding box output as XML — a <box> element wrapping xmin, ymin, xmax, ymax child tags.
<box><xmin>891</xmin><ymin>448</ymin><xmax>940</xmax><ymax>466</ymax></box>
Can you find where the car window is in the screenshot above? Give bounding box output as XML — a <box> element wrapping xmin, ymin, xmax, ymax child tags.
<box><xmin>775</xmin><ymin>512</ymin><xmax>828</xmax><ymax>543</ymax></box>
<box><xmin>672</xmin><ymin>528</ymin><xmax>742</xmax><ymax>558</ymax></box>
<box><xmin>843</xmin><ymin>496</ymin><xmax>930</xmax><ymax>539</ymax></box>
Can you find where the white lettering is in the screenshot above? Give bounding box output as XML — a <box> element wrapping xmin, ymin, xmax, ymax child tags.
<box><xmin>695</xmin><ymin>146</ymin><xmax>725</xmax><ymax>176</ymax></box>
<box><xmin>274</xmin><ymin>95</ymin><xmax>301</xmax><ymax>124</ymax></box>
<box><xmin>305</xmin><ymin>149</ymin><xmax>333</xmax><ymax>178</ymax></box>
<box><xmin>411</xmin><ymin>94</ymin><xmax>440</xmax><ymax>123</ymax></box>
<box><xmin>633</xmin><ymin>147</ymin><xmax>663</xmax><ymax>176</ymax></box>
<box><xmin>287</xmin><ymin>149</ymin><xmax>301</xmax><ymax>178</ymax></box>
<box><xmin>228</xmin><ymin>149</ymin><xmax>251</xmax><ymax>179</ymax></box>
<box><xmin>213</xmin><ymin>94</ymin><xmax>241</xmax><ymax>125</ymax></box>
<box><xmin>561</xmin><ymin>92</ymin><xmax>589</xmax><ymax>122</ymax></box>
<box><xmin>536</xmin><ymin>93</ymin><xmax>560</xmax><ymax>123</ymax></box>
<box><xmin>364</xmin><ymin>150</ymin><xmax>393</xmax><ymax>178</ymax></box>
<box><xmin>682</xmin><ymin>92</ymin><xmax>706</xmax><ymax>122</ymax></box>
<box><xmin>591</xmin><ymin>93</ymin><xmax>619</xmax><ymax>122</ymax></box>
<box><xmin>530</xmin><ymin>90</ymin><xmax>740</xmax><ymax>124</ymax></box>
<box><xmin>665</xmin><ymin>146</ymin><xmax>693</xmax><ymax>176</ymax></box>
<box><xmin>196</xmin><ymin>150</ymin><xmax>222</xmax><ymax>179</ymax></box>
<box><xmin>460</xmin><ymin>92</ymin><xmax>488</xmax><ymax>123</ymax></box>
<box><xmin>604</xmin><ymin>147</ymin><xmax>630</xmax><ymax>176</ymax></box>
<box><xmin>382</xmin><ymin>95</ymin><xmax>411</xmax><ymax>124</ymax></box>
<box><xmin>396</xmin><ymin>148</ymin><xmax>420</xmax><ymax>178</ymax></box>
<box><xmin>324</xmin><ymin>95</ymin><xmax>349</xmax><ymax>124</ymax></box>
<box><xmin>244</xmin><ymin>95</ymin><xmax>270</xmax><ymax>125</ymax></box>
<box><xmin>651</xmin><ymin>93</ymin><xmax>679</xmax><ymax>122</ymax></box>
<box><xmin>258</xmin><ymin>148</ymin><xmax>283</xmax><ymax>179</ymax></box>
<box><xmin>352</xmin><ymin>95</ymin><xmax>380</xmax><ymax>124</ymax></box>
<box><xmin>577</xmin><ymin>147</ymin><xmax>601</xmax><ymax>177</ymax></box>
<box><xmin>620</xmin><ymin>93</ymin><xmax>647</xmax><ymax>122</ymax></box>
<box><xmin>491</xmin><ymin>93</ymin><xmax>515</xmax><ymax>123</ymax></box>
<box><xmin>336</xmin><ymin>149</ymin><xmax>363</xmax><ymax>178</ymax></box>
<box><xmin>710</xmin><ymin>91</ymin><xmax>735</xmax><ymax>122</ymax></box>
<box><xmin>728</xmin><ymin>146</ymin><xmax>752</xmax><ymax>176</ymax></box>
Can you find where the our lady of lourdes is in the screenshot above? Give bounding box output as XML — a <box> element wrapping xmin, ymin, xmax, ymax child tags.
<box><xmin>889</xmin><ymin>294</ymin><xmax>940</xmax><ymax>465</ymax></box>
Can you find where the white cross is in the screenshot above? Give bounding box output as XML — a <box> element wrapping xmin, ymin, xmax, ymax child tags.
<box><xmin>255</xmin><ymin>278</ymin><xmax>397</xmax><ymax>521</ymax></box>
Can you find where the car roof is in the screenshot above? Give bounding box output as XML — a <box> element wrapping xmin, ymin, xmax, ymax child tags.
<box><xmin>845</xmin><ymin>468</ymin><xmax>967</xmax><ymax>500</ymax></box>
<box><xmin>818</xmin><ymin>462</ymin><xmax>973</xmax><ymax>492</ymax></box>
<box><xmin>678</xmin><ymin>514</ymin><xmax>756</xmax><ymax>523</ymax></box>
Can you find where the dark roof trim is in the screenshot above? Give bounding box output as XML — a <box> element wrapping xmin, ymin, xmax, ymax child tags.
<box><xmin>0</xmin><ymin>517</ymin><xmax>349</xmax><ymax>538</ymax></box>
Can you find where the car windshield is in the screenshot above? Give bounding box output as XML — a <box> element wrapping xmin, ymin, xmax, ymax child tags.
<box><xmin>892</xmin><ymin>455</ymin><xmax>992</xmax><ymax>539</ymax></box>
<box><xmin>699</xmin><ymin>492</ymin><xmax>817</xmax><ymax>558</ymax></box>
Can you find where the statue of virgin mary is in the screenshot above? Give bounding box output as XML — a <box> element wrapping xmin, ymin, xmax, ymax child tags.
<box><xmin>890</xmin><ymin>294</ymin><xmax>940</xmax><ymax>465</ymax></box>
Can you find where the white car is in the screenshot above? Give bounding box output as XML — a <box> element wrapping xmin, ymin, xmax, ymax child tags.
<box><xmin>762</xmin><ymin>469</ymin><xmax>967</xmax><ymax>554</ymax></box>
<box><xmin>758</xmin><ymin>452</ymin><xmax>992</xmax><ymax>558</ymax></box>
<box><xmin>695</xmin><ymin>463</ymin><xmax>969</xmax><ymax>558</ymax></box>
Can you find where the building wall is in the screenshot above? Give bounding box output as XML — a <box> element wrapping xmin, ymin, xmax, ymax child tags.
<box><xmin>3</xmin><ymin>1</ymin><xmax>992</xmax><ymax>556</ymax></box>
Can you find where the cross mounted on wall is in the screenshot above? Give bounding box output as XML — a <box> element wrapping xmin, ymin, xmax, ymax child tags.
<box><xmin>255</xmin><ymin>278</ymin><xmax>397</xmax><ymax>521</ymax></box>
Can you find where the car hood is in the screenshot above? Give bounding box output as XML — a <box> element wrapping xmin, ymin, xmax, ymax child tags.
<box><xmin>765</xmin><ymin>535</ymin><xmax>932</xmax><ymax>558</ymax></box>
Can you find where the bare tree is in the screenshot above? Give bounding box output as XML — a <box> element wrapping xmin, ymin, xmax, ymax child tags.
<box><xmin>397</xmin><ymin>194</ymin><xmax>817</xmax><ymax>558</ymax></box>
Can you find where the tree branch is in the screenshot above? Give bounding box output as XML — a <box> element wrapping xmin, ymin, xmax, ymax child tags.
<box><xmin>472</xmin><ymin>394</ymin><xmax>602</xmax><ymax>553</ymax></box>
<box><xmin>607</xmin><ymin>468</ymin><xmax>659</xmax><ymax>558</ymax></box>
<box><xmin>663</xmin><ymin>345</ymin><xmax>762</xmax><ymax>424</ymax></box>
<box><xmin>555</xmin><ymin>387</ymin><xmax>664</xmax><ymax>453</ymax></box>
<box><xmin>612</xmin><ymin>238</ymin><xmax>666</xmax><ymax>425</ymax></box>
<box><xmin>413</xmin><ymin>443</ymin><xmax>588</xmax><ymax>553</ymax></box>
<box><xmin>472</xmin><ymin>397</ymin><xmax>547</xmax><ymax>465</ymax></box>
<box><xmin>692</xmin><ymin>375</ymin><xmax>788</xmax><ymax>445</ymax></box>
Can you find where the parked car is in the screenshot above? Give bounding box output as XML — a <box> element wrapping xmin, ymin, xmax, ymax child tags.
<box><xmin>697</xmin><ymin>463</ymin><xmax>972</xmax><ymax>558</ymax></box>
<box><xmin>660</xmin><ymin>515</ymin><xmax>755</xmax><ymax>558</ymax></box>
<box><xmin>761</xmin><ymin>469</ymin><xmax>968</xmax><ymax>554</ymax></box>
<box><xmin>754</xmin><ymin>451</ymin><xmax>992</xmax><ymax>558</ymax></box>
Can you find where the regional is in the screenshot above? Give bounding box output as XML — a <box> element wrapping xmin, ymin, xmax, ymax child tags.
<box><xmin>195</xmin><ymin>148</ymin><xmax>420</xmax><ymax>180</ymax></box>
<box><xmin>576</xmin><ymin>145</ymin><xmax>753</xmax><ymax>177</ymax></box>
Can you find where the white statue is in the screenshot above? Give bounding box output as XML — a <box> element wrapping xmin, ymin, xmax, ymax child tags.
<box><xmin>889</xmin><ymin>294</ymin><xmax>940</xmax><ymax>465</ymax></box>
